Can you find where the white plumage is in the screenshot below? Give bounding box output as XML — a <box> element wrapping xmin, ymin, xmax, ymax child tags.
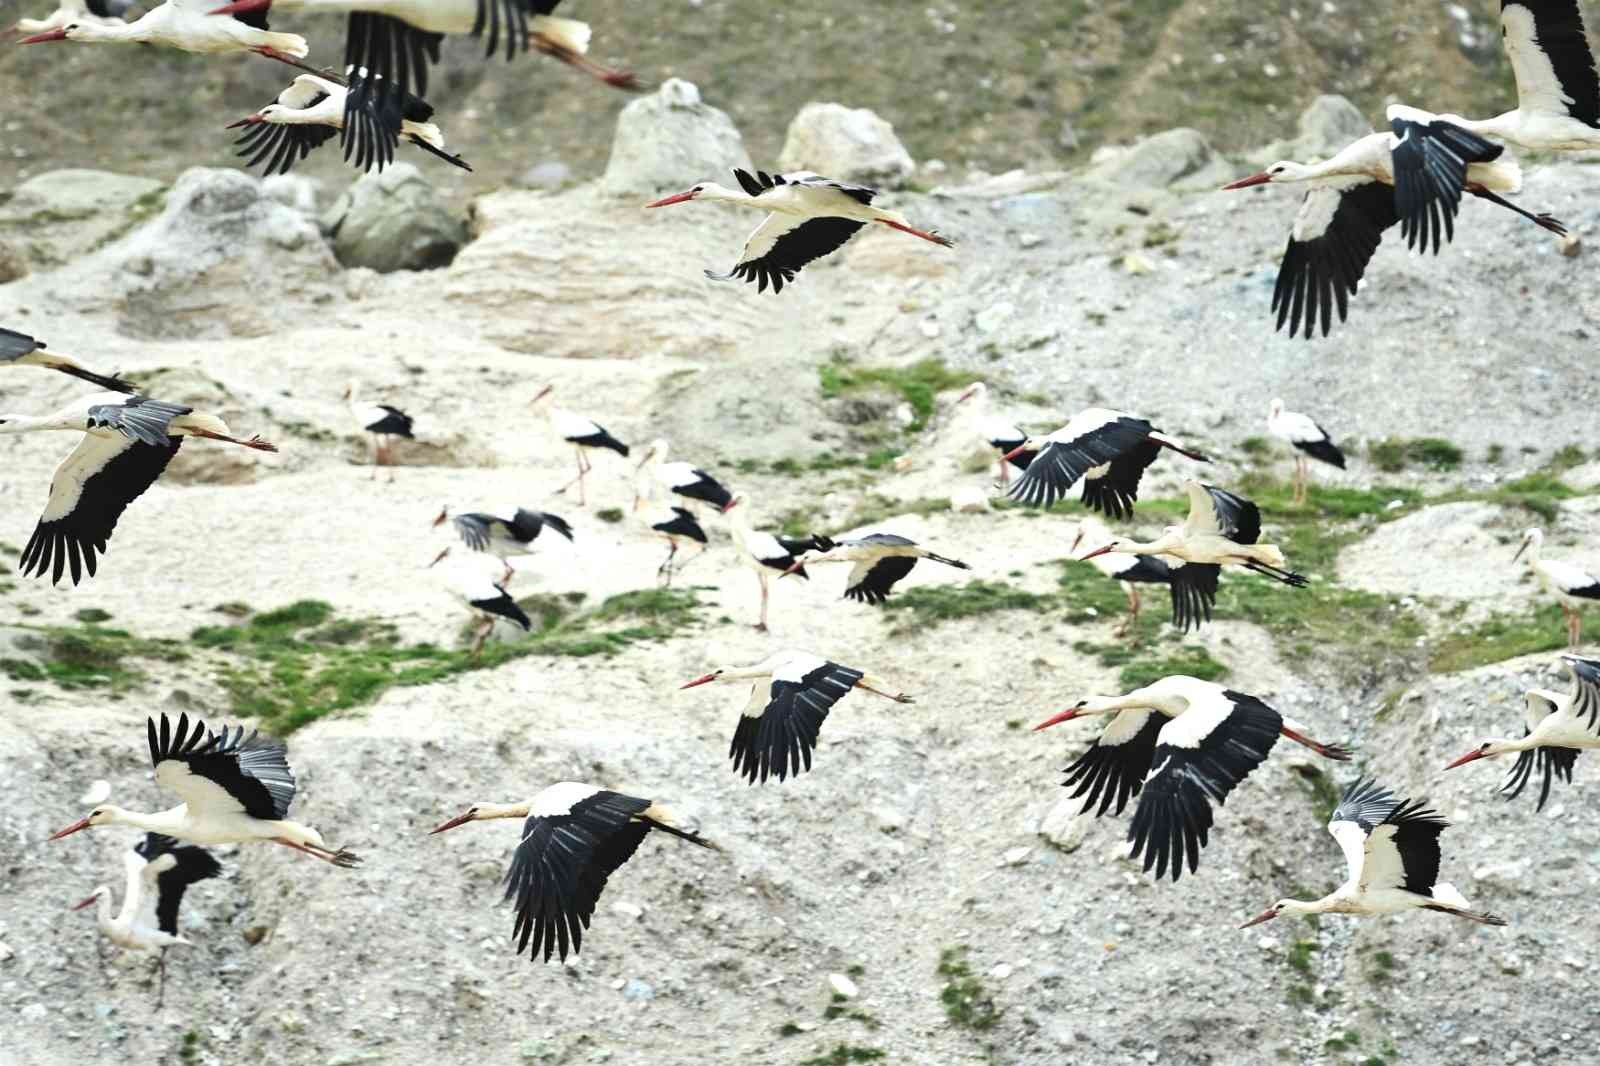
<box><xmin>1514</xmin><ymin>527</ymin><xmax>1600</xmax><ymax>647</ymax></box>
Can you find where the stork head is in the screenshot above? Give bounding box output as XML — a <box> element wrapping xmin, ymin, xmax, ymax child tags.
<box><xmin>1512</xmin><ymin>527</ymin><xmax>1542</xmax><ymax>564</ymax></box>
<box><xmin>48</xmin><ymin>805</ymin><xmax>118</xmax><ymax>841</ymax></box>
<box><xmin>1443</xmin><ymin>740</ymin><xmax>1507</xmax><ymax>770</ymax></box>
<box><xmin>429</xmin><ymin>801</ymin><xmax>525</xmax><ymax>834</ymax></box>
<box><xmin>1268</xmin><ymin>397</ymin><xmax>1284</xmax><ymax>419</ymax></box>
<box><xmin>645</xmin><ymin>183</ymin><xmax>712</xmax><ymax>208</ymax></box>
<box><xmin>531</xmin><ymin>384</ymin><xmax>554</xmax><ymax>406</ymax></box>
<box><xmin>1239</xmin><ymin>901</ymin><xmax>1286</xmax><ymax>928</ymax></box>
<box><xmin>679</xmin><ymin>668</ymin><xmax>725</xmax><ymax>690</ymax></box>
<box><xmin>70</xmin><ymin>886</ymin><xmax>109</xmax><ymax>912</ymax></box>
<box><xmin>226</xmin><ymin>110</ymin><xmax>268</xmax><ymax>130</ymax></box>
<box><xmin>1077</xmin><ymin>540</ymin><xmax>1126</xmax><ymax>562</ymax></box>
<box><xmin>956</xmin><ymin>382</ymin><xmax>987</xmax><ymax>405</ymax></box>
<box><xmin>428</xmin><ymin>546</ymin><xmax>451</xmax><ymax>568</ymax></box>
<box><xmin>1221</xmin><ymin>162</ymin><xmax>1312</xmax><ymax>190</ymax></box>
<box><xmin>634</xmin><ymin>438</ymin><xmax>667</xmax><ymax>471</ymax></box>
<box><xmin>999</xmin><ymin>437</ymin><xmax>1042</xmax><ymax>464</ymax></box>
<box><xmin>18</xmin><ymin>24</ymin><xmax>72</xmax><ymax>43</ymax></box>
<box><xmin>431</xmin><ymin>506</ymin><xmax>449</xmax><ymax>528</ymax></box>
<box><xmin>209</xmin><ymin>0</ymin><xmax>272</xmax><ymax>16</ymax></box>
<box><xmin>722</xmin><ymin>494</ymin><xmax>743</xmax><ymax>515</ymax></box>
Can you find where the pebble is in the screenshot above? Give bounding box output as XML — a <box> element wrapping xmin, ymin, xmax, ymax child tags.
<box><xmin>989</xmin><ymin>963</ymin><xmax>1013</xmax><ymax>980</ymax></box>
<box><xmin>0</xmin><ymin>942</ymin><xmax>12</xmax><ymax>962</ymax></box>
<box><xmin>610</xmin><ymin>902</ymin><xmax>645</xmax><ymax>920</ymax></box>
<box><xmin>1037</xmin><ymin>797</ymin><xmax>1090</xmax><ymax>852</ymax></box>
<box><xmin>20</xmin><ymin>1004</ymin><xmax>46</xmax><ymax>1022</ymax></box>
<box><xmin>1017</xmin><ymin>232</ymin><xmax>1044</xmax><ymax>249</ymax></box>
<box><xmin>1002</xmin><ymin>846</ymin><xmax>1033</xmax><ymax>867</ymax></box>
<box><xmin>622</xmin><ymin>979</ymin><xmax>655</xmax><ymax>1002</ymax></box>
<box><xmin>828</xmin><ymin>973</ymin><xmax>859</xmax><ymax>999</ymax></box>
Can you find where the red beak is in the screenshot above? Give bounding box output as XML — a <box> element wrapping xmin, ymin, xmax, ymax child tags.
<box><xmin>679</xmin><ymin>672</ymin><xmax>718</xmax><ymax>690</ymax></box>
<box><xmin>1239</xmin><ymin>906</ymin><xmax>1280</xmax><ymax>929</ymax></box>
<box><xmin>431</xmin><ymin>508</ymin><xmax>448</xmax><ymax>528</ymax></box>
<box><xmin>209</xmin><ymin>0</ymin><xmax>269</xmax><ymax>15</ymax></box>
<box><xmin>48</xmin><ymin>817</ymin><xmax>91</xmax><ymax>841</ymax></box>
<box><xmin>429</xmin><ymin>811</ymin><xmax>474</xmax><ymax>835</ymax></box>
<box><xmin>1221</xmin><ymin>172</ymin><xmax>1272</xmax><ymax>191</ymax></box>
<box><xmin>71</xmin><ymin>895</ymin><xmax>99</xmax><ymax>911</ymax></box>
<box><xmin>1033</xmin><ymin>708</ymin><xmax>1081</xmax><ymax>732</ymax></box>
<box><xmin>226</xmin><ymin>114</ymin><xmax>264</xmax><ymax>129</ymax></box>
<box><xmin>1079</xmin><ymin>544</ymin><xmax>1116</xmax><ymax>562</ymax></box>
<box><xmin>645</xmin><ymin>190</ymin><xmax>697</xmax><ymax>208</ymax></box>
<box><xmin>721</xmin><ymin>498</ymin><xmax>740</xmax><ymax>514</ymax></box>
<box><xmin>532</xmin><ymin>385</ymin><xmax>554</xmax><ymax>404</ymax></box>
<box><xmin>1443</xmin><ymin>749</ymin><xmax>1488</xmax><ymax>771</ymax></box>
<box><xmin>19</xmin><ymin>27</ymin><xmax>68</xmax><ymax>43</ymax></box>
<box><xmin>1000</xmin><ymin>443</ymin><xmax>1031</xmax><ymax>463</ymax></box>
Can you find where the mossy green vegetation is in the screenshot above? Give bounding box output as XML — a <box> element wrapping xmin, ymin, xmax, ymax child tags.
<box><xmin>936</xmin><ymin>947</ymin><xmax>1000</xmax><ymax>1031</ymax></box>
<box><xmin>1073</xmin><ymin>637</ymin><xmax>1228</xmax><ymax>690</ymax></box>
<box><xmin>1368</xmin><ymin>437</ymin><xmax>1464</xmax><ymax>473</ymax></box>
<box><xmin>798</xmin><ymin>1047</ymin><xmax>886</xmax><ymax>1066</ymax></box>
<box><xmin>818</xmin><ymin>356</ymin><xmax>974</xmax><ymax>431</ymax></box>
<box><xmin>883</xmin><ymin>581</ymin><xmax>1050</xmax><ymax>631</ymax></box>
<box><xmin>1</xmin><ymin>619</ymin><xmax>187</xmax><ymax>693</ymax></box>
<box><xmin>1427</xmin><ymin>604</ymin><xmax>1568</xmax><ymax>674</ymax></box>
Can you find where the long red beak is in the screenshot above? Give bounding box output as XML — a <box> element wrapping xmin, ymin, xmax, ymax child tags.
<box><xmin>209</xmin><ymin>0</ymin><xmax>269</xmax><ymax>15</ymax></box>
<box><xmin>431</xmin><ymin>508</ymin><xmax>448</xmax><ymax>528</ymax></box>
<box><xmin>48</xmin><ymin>817</ymin><xmax>91</xmax><ymax>841</ymax></box>
<box><xmin>532</xmin><ymin>385</ymin><xmax>554</xmax><ymax>404</ymax></box>
<box><xmin>428</xmin><ymin>548</ymin><xmax>449</xmax><ymax>568</ymax></box>
<box><xmin>1443</xmin><ymin>749</ymin><xmax>1488</xmax><ymax>771</ymax></box>
<box><xmin>1221</xmin><ymin>172</ymin><xmax>1272</xmax><ymax>191</ymax></box>
<box><xmin>645</xmin><ymin>190</ymin><xmax>697</xmax><ymax>208</ymax></box>
<box><xmin>226</xmin><ymin>114</ymin><xmax>264</xmax><ymax>129</ymax></box>
<box><xmin>1239</xmin><ymin>906</ymin><xmax>1280</xmax><ymax>929</ymax></box>
<box><xmin>429</xmin><ymin>811</ymin><xmax>474</xmax><ymax>835</ymax></box>
<box><xmin>1033</xmin><ymin>708</ymin><xmax>1081</xmax><ymax>732</ymax></box>
<box><xmin>720</xmin><ymin>498</ymin><xmax>740</xmax><ymax>514</ymax></box>
<box><xmin>1079</xmin><ymin>545</ymin><xmax>1116</xmax><ymax>562</ymax></box>
<box><xmin>1000</xmin><ymin>443</ymin><xmax>1031</xmax><ymax>463</ymax></box>
<box><xmin>679</xmin><ymin>673</ymin><xmax>717</xmax><ymax>690</ymax></box>
<box><xmin>71</xmin><ymin>895</ymin><xmax>99</xmax><ymax>911</ymax></box>
<box><xmin>1512</xmin><ymin>542</ymin><xmax>1529</xmax><ymax>564</ymax></box>
<box><xmin>19</xmin><ymin>27</ymin><xmax>68</xmax><ymax>43</ymax></box>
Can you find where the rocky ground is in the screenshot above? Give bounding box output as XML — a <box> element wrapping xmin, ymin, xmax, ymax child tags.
<box><xmin>2</xmin><ymin>77</ymin><xmax>1600</xmax><ymax>1066</ymax></box>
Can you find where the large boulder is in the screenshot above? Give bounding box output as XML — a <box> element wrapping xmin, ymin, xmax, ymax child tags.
<box><xmin>1290</xmin><ymin>95</ymin><xmax>1372</xmax><ymax>160</ymax></box>
<box><xmin>0</xmin><ymin>169</ymin><xmax>166</xmax><ymax>272</ymax></box>
<box><xmin>599</xmin><ymin>79</ymin><xmax>753</xmax><ymax>198</ymax></box>
<box><xmin>321</xmin><ymin>163</ymin><xmax>466</xmax><ymax>273</ymax></box>
<box><xmin>777</xmin><ymin>103</ymin><xmax>916</xmax><ymax>187</ymax></box>
<box><xmin>1085</xmin><ymin>128</ymin><xmax>1232</xmax><ymax>191</ymax></box>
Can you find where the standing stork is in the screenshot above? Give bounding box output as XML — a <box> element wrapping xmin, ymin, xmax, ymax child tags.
<box><xmin>953</xmin><ymin>382</ymin><xmax>1031</xmax><ymax>488</ymax></box>
<box><xmin>72</xmin><ymin>833</ymin><xmax>222</xmax><ymax>1005</ymax></box>
<box><xmin>1241</xmin><ymin>778</ymin><xmax>1508</xmax><ymax>928</ymax></box>
<box><xmin>1</xmin><ymin>392</ymin><xmax>276</xmax><ymax>586</ymax></box>
<box><xmin>644</xmin><ymin>505</ymin><xmax>708</xmax><ymax>585</ymax></box>
<box><xmin>680</xmin><ymin>650</ymin><xmax>914</xmax><ymax>783</ymax></box>
<box><xmin>430</xmin><ymin>782</ymin><xmax>718</xmax><ymax>963</ymax></box>
<box><xmin>1445</xmin><ymin>654</ymin><xmax>1600</xmax><ymax>809</ymax></box>
<box><xmin>1</xmin><ymin>326</ymin><xmax>133</xmax><ymax>392</ymax></box>
<box><xmin>783</xmin><ymin>532</ymin><xmax>971</xmax><ymax>605</ymax></box>
<box><xmin>531</xmin><ymin>384</ymin><xmax>630</xmax><ymax>506</ymax></box>
<box><xmin>1000</xmin><ymin>408</ymin><xmax>1210</xmax><ymax>516</ymax></box>
<box><xmin>725</xmin><ymin>496</ymin><xmax>824</xmax><ymax>631</ymax></box>
<box><xmin>1513</xmin><ymin>527</ymin><xmax>1600</xmax><ymax>647</ymax></box>
<box><xmin>48</xmin><ymin>713</ymin><xmax>362</xmax><ymax>868</ymax></box>
<box><xmin>1222</xmin><ymin>124</ymin><xmax>1565</xmax><ymax>338</ymax></box>
<box><xmin>344</xmin><ymin>381</ymin><xmax>414</xmax><ymax>475</ymax></box>
<box><xmin>645</xmin><ymin>168</ymin><xmax>954</xmax><ymax>293</ymax></box>
<box><xmin>433</xmin><ymin>554</ymin><xmax>533</xmax><ymax>655</ymax></box>
<box><xmin>229</xmin><ymin>73</ymin><xmax>471</xmax><ymax>175</ymax></box>
<box><xmin>1033</xmin><ymin>676</ymin><xmax>1352</xmax><ymax>880</ymax></box>
<box><xmin>1079</xmin><ymin>480</ymin><xmax>1309</xmax><ymax>631</ymax></box>
<box><xmin>1068</xmin><ymin>517</ymin><xmax>1178</xmax><ymax>637</ymax></box>
<box><xmin>1416</xmin><ymin>1</ymin><xmax>1600</xmax><ymax>154</ymax></box>
<box><xmin>1267</xmin><ymin>398</ymin><xmax>1346</xmax><ymax>504</ymax></box>
<box><xmin>6</xmin><ymin>0</ymin><xmax>133</xmax><ymax>37</ymax></box>
<box><xmin>19</xmin><ymin>0</ymin><xmax>308</xmax><ymax>62</ymax></box>
<box><xmin>431</xmin><ymin>506</ymin><xmax>574</xmax><ymax>584</ymax></box>
<box><xmin>634</xmin><ymin>439</ymin><xmax>734</xmax><ymax>514</ymax></box>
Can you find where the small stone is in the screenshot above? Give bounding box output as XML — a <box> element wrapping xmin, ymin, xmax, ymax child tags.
<box><xmin>20</xmin><ymin>1004</ymin><xmax>46</xmax><ymax>1022</ymax></box>
<box><xmin>919</xmin><ymin>319</ymin><xmax>941</xmax><ymax>339</ymax></box>
<box><xmin>622</xmin><ymin>979</ymin><xmax>655</xmax><ymax>1002</ymax></box>
<box><xmin>1002</xmin><ymin>846</ymin><xmax>1033</xmax><ymax>867</ymax></box>
<box><xmin>610</xmin><ymin>902</ymin><xmax>645</xmax><ymax>920</ymax></box>
<box><xmin>0</xmin><ymin>942</ymin><xmax>13</xmax><ymax>962</ymax></box>
<box><xmin>871</xmin><ymin>805</ymin><xmax>907</xmax><ymax>833</ymax></box>
<box><xmin>989</xmin><ymin>963</ymin><xmax>1013</xmax><ymax>980</ymax></box>
<box><xmin>828</xmin><ymin>973</ymin><xmax>859</xmax><ymax>999</ymax></box>
<box><xmin>241</xmin><ymin>925</ymin><xmax>270</xmax><ymax>946</ymax></box>
<box><xmin>974</xmin><ymin>301</ymin><xmax>1015</xmax><ymax>333</ymax></box>
<box><xmin>1037</xmin><ymin>797</ymin><xmax>1091</xmax><ymax>853</ymax></box>
<box><xmin>1560</xmin><ymin>234</ymin><xmax>1582</xmax><ymax>258</ymax></box>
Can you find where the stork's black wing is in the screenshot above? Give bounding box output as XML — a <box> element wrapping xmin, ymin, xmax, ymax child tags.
<box><xmin>234</xmin><ymin>112</ymin><xmax>338</xmax><ymax>176</ymax></box>
<box><xmin>1061</xmin><ymin>709</ymin><xmax>1165</xmax><ymax>817</ymax></box>
<box><xmin>136</xmin><ymin>834</ymin><xmax>223</xmax><ymax>936</ymax></box>
<box><xmin>147</xmin><ymin>713</ymin><xmax>297</xmax><ymax>822</ymax></box>
<box><xmin>707</xmin><ymin>216</ymin><xmax>866</xmax><ymax>294</ymax></box>
<box><xmin>1389</xmin><ymin>117</ymin><xmax>1503</xmax><ymax>254</ymax></box>
<box><xmin>729</xmin><ymin>661</ymin><xmax>863</xmax><ymax>783</ymax></box>
<box><xmin>1272</xmin><ymin>181</ymin><xmax>1400</xmax><ymax>339</ymax></box>
<box><xmin>1168</xmin><ymin>561</ymin><xmax>1219</xmax><ymax>632</ymax></box>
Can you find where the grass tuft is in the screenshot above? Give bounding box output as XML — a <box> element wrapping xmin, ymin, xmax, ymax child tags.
<box><xmin>1427</xmin><ymin>605</ymin><xmax>1568</xmax><ymax>674</ymax></box>
<box><xmin>818</xmin><ymin>357</ymin><xmax>975</xmax><ymax>431</ymax></box>
<box><xmin>1368</xmin><ymin>437</ymin><xmax>1464</xmax><ymax>473</ymax></box>
<box><xmin>937</xmin><ymin>947</ymin><xmax>1001</xmax><ymax>1031</ymax></box>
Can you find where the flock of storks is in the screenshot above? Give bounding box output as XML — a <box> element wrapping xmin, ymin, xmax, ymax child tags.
<box><xmin>4</xmin><ymin>0</ymin><xmax>1598</xmax><ymax>1018</ymax></box>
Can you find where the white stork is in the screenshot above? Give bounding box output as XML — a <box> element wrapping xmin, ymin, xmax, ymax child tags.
<box><xmin>72</xmin><ymin>833</ymin><xmax>222</xmax><ymax>1005</ymax></box>
<box><xmin>49</xmin><ymin>713</ymin><xmax>361</xmax><ymax>867</ymax></box>
<box><xmin>1079</xmin><ymin>480</ymin><xmax>1309</xmax><ymax>631</ymax></box>
<box><xmin>725</xmin><ymin>496</ymin><xmax>825</xmax><ymax>631</ymax></box>
<box><xmin>433</xmin><ymin>554</ymin><xmax>533</xmax><ymax>655</ymax></box>
<box><xmin>344</xmin><ymin>381</ymin><xmax>414</xmax><ymax>474</ymax></box>
<box><xmin>634</xmin><ymin>439</ymin><xmax>735</xmax><ymax>514</ymax></box>
<box><xmin>0</xmin><ymin>392</ymin><xmax>276</xmax><ymax>586</ymax></box>
<box><xmin>230</xmin><ymin>73</ymin><xmax>471</xmax><ymax>175</ymax></box>
<box><xmin>1266</xmin><ymin>398</ymin><xmax>1346</xmax><ymax>504</ymax></box>
<box><xmin>1001</xmin><ymin>408</ymin><xmax>1210</xmax><ymax>516</ymax></box>
<box><xmin>19</xmin><ymin>0</ymin><xmax>308</xmax><ymax>61</ymax></box>
<box><xmin>531</xmin><ymin>384</ymin><xmax>631</xmax><ymax>506</ymax></box>
<box><xmin>680</xmin><ymin>649</ymin><xmax>914</xmax><ymax>783</ymax></box>
<box><xmin>1421</xmin><ymin>1</ymin><xmax>1600</xmax><ymax>154</ymax></box>
<box><xmin>645</xmin><ymin>168</ymin><xmax>954</xmax><ymax>293</ymax></box>
<box><xmin>953</xmin><ymin>382</ymin><xmax>1031</xmax><ymax>488</ymax></box>
<box><xmin>429</xmin><ymin>781</ymin><xmax>718</xmax><ymax>963</ymax></box>
<box><xmin>1445</xmin><ymin>654</ymin><xmax>1600</xmax><ymax>810</ymax></box>
<box><xmin>1514</xmin><ymin>527</ymin><xmax>1600</xmax><ymax>647</ymax></box>
<box><xmin>644</xmin><ymin>505</ymin><xmax>708</xmax><ymax>586</ymax></box>
<box><xmin>1</xmin><ymin>326</ymin><xmax>133</xmax><ymax>392</ymax></box>
<box><xmin>783</xmin><ymin>532</ymin><xmax>971</xmax><ymax>605</ymax></box>
<box><xmin>1221</xmin><ymin>121</ymin><xmax>1565</xmax><ymax>338</ymax></box>
<box><xmin>5</xmin><ymin>0</ymin><xmax>132</xmax><ymax>37</ymax></box>
<box><xmin>431</xmin><ymin>505</ymin><xmax>574</xmax><ymax>584</ymax></box>
<box><xmin>1033</xmin><ymin>675</ymin><xmax>1352</xmax><ymax>881</ymax></box>
<box><xmin>1241</xmin><ymin>778</ymin><xmax>1508</xmax><ymax>928</ymax></box>
<box><xmin>1068</xmin><ymin>517</ymin><xmax>1179</xmax><ymax>637</ymax></box>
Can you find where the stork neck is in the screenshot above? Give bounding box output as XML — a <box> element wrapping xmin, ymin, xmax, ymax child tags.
<box><xmin>0</xmin><ymin>413</ymin><xmax>70</xmax><ymax>434</ymax></box>
<box><xmin>73</xmin><ymin>17</ymin><xmax>148</xmax><ymax>42</ymax></box>
<box><xmin>107</xmin><ymin>804</ymin><xmax>187</xmax><ymax>835</ymax></box>
<box><xmin>701</xmin><ymin>183</ymin><xmax>763</xmax><ymax>207</ymax></box>
<box><xmin>1114</xmin><ymin>533</ymin><xmax>1180</xmax><ymax>557</ymax></box>
<box><xmin>477</xmin><ymin>801</ymin><xmax>530</xmax><ymax>821</ymax></box>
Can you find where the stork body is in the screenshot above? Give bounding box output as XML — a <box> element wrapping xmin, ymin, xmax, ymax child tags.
<box><xmin>634</xmin><ymin>439</ymin><xmax>734</xmax><ymax>514</ymax></box>
<box><xmin>430</xmin><ymin>782</ymin><xmax>717</xmax><ymax>963</ymax></box>
<box><xmin>786</xmin><ymin>532</ymin><xmax>971</xmax><ymax>605</ymax></box>
<box><xmin>0</xmin><ymin>392</ymin><xmax>276</xmax><ymax>586</ymax></box>
<box><xmin>1446</xmin><ymin>654</ymin><xmax>1600</xmax><ymax>809</ymax></box>
<box><xmin>1515</xmin><ymin>527</ymin><xmax>1600</xmax><ymax>647</ymax></box>
<box><xmin>1242</xmin><ymin>778</ymin><xmax>1507</xmax><ymax>927</ymax></box>
<box><xmin>1267</xmin><ymin>398</ymin><xmax>1345</xmax><ymax>504</ymax></box>
<box><xmin>344</xmin><ymin>382</ymin><xmax>414</xmax><ymax>475</ymax></box>
<box><xmin>1034</xmin><ymin>676</ymin><xmax>1351</xmax><ymax>880</ymax></box>
<box><xmin>21</xmin><ymin>0</ymin><xmax>307</xmax><ymax>59</ymax></box>
<box><xmin>1</xmin><ymin>327</ymin><xmax>133</xmax><ymax>392</ymax></box>
<box><xmin>645</xmin><ymin>506</ymin><xmax>708</xmax><ymax>585</ymax></box>
<box><xmin>1069</xmin><ymin>518</ymin><xmax>1176</xmax><ymax>636</ymax></box>
<box><xmin>954</xmin><ymin>382</ymin><xmax>1031</xmax><ymax>487</ymax></box>
<box><xmin>532</xmin><ymin>385</ymin><xmax>629</xmax><ymax>506</ymax></box>
<box><xmin>432</xmin><ymin>506</ymin><xmax>573</xmax><ymax>584</ymax></box>
<box><xmin>49</xmin><ymin>714</ymin><xmax>361</xmax><ymax>867</ymax></box>
<box><xmin>646</xmin><ymin>168</ymin><xmax>953</xmax><ymax>293</ymax></box>
<box><xmin>681</xmin><ymin>650</ymin><xmax>913</xmax><ymax>783</ymax></box>
<box><xmin>726</xmin><ymin>497</ymin><xmax>822</xmax><ymax>631</ymax></box>
<box><xmin>434</xmin><ymin>555</ymin><xmax>533</xmax><ymax>655</ymax></box>
<box><xmin>1002</xmin><ymin>407</ymin><xmax>1209</xmax><ymax>516</ymax></box>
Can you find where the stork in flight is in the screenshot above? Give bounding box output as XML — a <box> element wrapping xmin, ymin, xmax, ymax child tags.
<box><xmin>646</xmin><ymin>168</ymin><xmax>954</xmax><ymax>293</ymax></box>
<box><xmin>430</xmin><ymin>782</ymin><xmax>717</xmax><ymax>963</ymax></box>
<box><xmin>1241</xmin><ymin>778</ymin><xmax>1508</xmax><ymax>928</ymax></box>
<box><xmin>1001</xmin><ymin>408</ymin><xmax>1210</xmax><ymax>517</ymax></box>
<box><xmin>1</xmin><ymin>392</ymin><xmax>276</xmax><ymax>586</ymax></box>
<box><xmin>681</xmin><ymin>649</ymin><xmax>914</xmax><ymax>783</ymax></box>
<box><xmin>1034</xmin><ymin>675</ymin><xmax>1351</xmax><ymax>881</ymax></box>
<box><xmin>49</xmin><ymin>713</ymin><xmax>361</xmax><ymax>868</ymax></box>
<box><xmin>1068</xmin><ymin>517</ymin><xmax>1179</xmax><ymax>636</ymax></box>
<box><xmin>431</xmin><ymin>506</ymin><xmax>574</xmax><ymax>585</ymax></box>
<box><xmin>72</xmin><ymin>833</ymin><xmax>222</xmax><ymax>1006</ymax></box>
<box><xmin>1267</xmin><ymin>398</ymin><xmax>1345</xmax><ymax>504</ymax></box>
<box><xmin>1079</xmin><ymin>481</ymin><xmax>1308</xmax><ymax>631</ymax></box>
<box><xmin>532</xmin><ymin>384</ymin><xmax>631</xmax><ymax>506</ymax></box>
<box><xmin>5</xmin><ymin>0</ymin><xmax>133</xmax><ymax>38</ymax></box>
<box><xmin>1514</xmin><ymin>527</ymin><xmax>1600</xmax><ymax>648</ymax></box>
<box><xmin>20</xmin><ymin>0</ymin><xmax>308</xmax><ymax>62</ymax></box>
<box><xmin>230</xmin><ymin>73</ymin><xmax>471</xmax><ymax>175</ymax></box>
<box><xmin>1</xmin><ymin>326</ymin><xmax>133</xmax><ymax>392</ymax></box>
<box><xmin>1445</xmin><ymin>653</ymin><xmax>1600</xmax><ymax>810</ymax></box>
<box><xmin>784</xmin><ymin>532</ymin><xmax>972</xmax><ymax>605</ymax></box>
<box><xmin>1222</xmin><ymin>121</ymin><xmax>1565</xmax><ymax>338</ymax></box>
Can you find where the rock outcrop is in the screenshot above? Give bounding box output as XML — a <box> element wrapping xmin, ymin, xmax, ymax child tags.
<box><xmin>599</xmin><ymin>79</ymin><xmax>753</xmax><ymax>198</ymax></box>
<box><xmin>777</xmin><ymin>102</ymin><xmax>916</xmax><ymax>187</ymax></box>
<box><xmin>321</xmin><ymin>164</ymin><xmax>466</xmax><ymax>273</ymax></box>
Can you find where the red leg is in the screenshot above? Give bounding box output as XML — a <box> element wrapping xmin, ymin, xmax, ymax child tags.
<box><xmin>1280</xmin><ymin>726</ymin><xmax>1351</xmax><ymax>761</ymax></box>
